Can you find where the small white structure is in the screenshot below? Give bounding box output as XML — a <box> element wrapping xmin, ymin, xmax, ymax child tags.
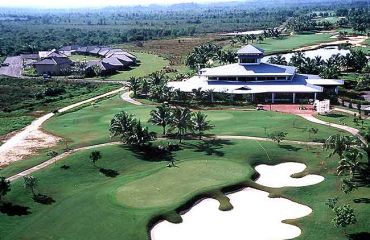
<box><xmin>315</xmin><ymin>99</ymin><xmax>330</xmax><ymax>114</ymax></box>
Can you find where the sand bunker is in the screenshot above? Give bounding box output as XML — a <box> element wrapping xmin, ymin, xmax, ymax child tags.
<box><xmin>151</xmin><ymin>162</ymin><xmax>323</xmax><ymax>240</ymax></box>
<box><xmin>255</xmin><ymin>162</ymin><xmax>324</xmax><ymax>188</ymax></box>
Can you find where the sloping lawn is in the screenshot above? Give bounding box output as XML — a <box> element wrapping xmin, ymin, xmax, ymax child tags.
<box><xmin>1</xmin><ymin>139</ymin><xmax>369</xmax><ymax>240</ymax></box>
<box><xmin>105</xmin><ymin>52</ymin><xmax>169</xmax><ymax>80</ymax></box>
<box><xmin>316</xmin><ymin>111</ymin><xmax>370</xmax><ymax>130</ymax></box>
<box><xmin>43</xmin><ymin>96</ymin><xmax>347</xmax><ymax>148</ymax></box>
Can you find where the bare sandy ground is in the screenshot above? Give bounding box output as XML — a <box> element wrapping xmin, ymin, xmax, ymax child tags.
<box><xmin>295</xmin><ymin>35</ymin><xmax>368</xmax><ymax>52</ymax></box>
<box><xmin>151</xmin><ymin>162</ymin><xmax>323</xmax><ymax>240</ymax></box>
<box><xmin>0</xmin><ymin>87</ymin><xmax>124</xmax><ymax>166</ymax></box>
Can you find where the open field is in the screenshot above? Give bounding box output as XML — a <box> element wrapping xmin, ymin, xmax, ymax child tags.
<box><xmin>43</xmin><ymin>95</ymin><xmax>346</xmax><ymax>149</ymax></box>
<box><xmin>69</xmin><ymin>54</ymin><xmax>101</xmax><ymax>62</ymax></box>
<box><xmin>104</xmin><ymin>52</ymin><xmax>169</xmax><ymax>80</ymax></box>
<box><xmin>1</xmin><ymin>139</ymin><xmax>369</xmax><ymax>240</ymax></box>
<box><xmin>0</xmin><ymin>78</ymin><xmax>119</xmax><ymax>138</ymax></box>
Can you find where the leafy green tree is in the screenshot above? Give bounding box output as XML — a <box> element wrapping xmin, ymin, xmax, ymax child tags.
<box><xmin>268</xmin><ymin>131</ymin><xmax>288</xmax><ymax>144</ymax></box>
<box><xmin>129</xmin><ymin>77</ymin><xmax>141</xmax><ymax>97</ymax></box>
<box><xmin>192</xmin><ymin>111</ymin><xmax>214</xmax><ymax>139</ymax></box>
<box><xmin>23</xmin><ymin>176</ymin><xmax>38</xmax><ymax>198</ymax></box>
<box><xmin>341</xmin><ymin>178</ymin><xmax>358</xmax><ymax>194</ymax></box>
<box><xmin>170</xmin><ymin>107</ymin><xmax>193</xmax><ymax>143</ymax></box>
<box><xmin>109</xmin><ymin>111</ymin><xmax>136</xmax><ymax>140</ymax></box>
<box><xmin>331</xmin><ymin>205</ymin><xmax>357</xmax><ymax>234</ymax></box>
<box><xmin>149</xmin><ymin>103</ymin><xmax>173</xmax><ymax>135</ymax></box>
<box><xmin>0</xmin><ymin>177</ymin><xmax>11</xmax><ymax>203</ymax></box>
<box><xmin>89</xmin><ymin>150</ymin><xmax>102</xmax><ymax>167</ymax></box>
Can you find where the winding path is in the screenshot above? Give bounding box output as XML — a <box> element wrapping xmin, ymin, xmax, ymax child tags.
<box><xmin>0</xmin><ymin>87</ymin><xmax>125</xmax><ymax>166</ymax></box>
<box><xmin>297</xmin><ymin>114</ymin><xmax>367</xmax><ymax>144</ymax></box>
<box><xmin>121</xmin><ymin>91</ymin><xmax>142</xmax><ymax>105</ymax></box>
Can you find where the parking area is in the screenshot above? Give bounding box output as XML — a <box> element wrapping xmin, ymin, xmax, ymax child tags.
<box><xmin>0</xmin><ymin>56</ymin><xmax>23</xmax><ymax>78</ymax></box>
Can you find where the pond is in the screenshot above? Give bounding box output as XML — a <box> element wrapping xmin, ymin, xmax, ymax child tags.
<box><xmin>262</xmin><ymin>46</ymin><xmax>351</xmax><ymax>63</ymax></box>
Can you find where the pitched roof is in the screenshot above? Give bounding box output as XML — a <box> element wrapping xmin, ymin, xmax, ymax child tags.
<box><xmin>102</xmin><ymin>57</ymin><xmax>124</xmax><ymax>66</ymax></box>
<box><xmin>201</xmin><ymin>63</ymin><xmax>296</xmax><ymax>77</ymax></box>
<box><xmin>59</xmin><ymin>45</ymin><xmax>80</xmax><ymax>51</ymax></box>
<box><xmin>237</xmin><ymin>45</ymin><xmax>264</xmax><ymax>55</ymax></box>
<box><xmin>34</xmin><ymin>57</ymin><xmax>72</xmax><ymax>66</ymax></box>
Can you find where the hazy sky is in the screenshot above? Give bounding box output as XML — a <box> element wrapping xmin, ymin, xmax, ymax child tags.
<box><xmin>0</xmin><ymin>0</ymin><xmax>240</xmax><ymax>9</ymax></box>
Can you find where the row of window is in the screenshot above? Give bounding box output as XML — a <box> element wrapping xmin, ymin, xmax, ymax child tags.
<box><xmin>208</xmin><ymin>76</ymin><xmax>289</xmax><ymax>81</ymax></box>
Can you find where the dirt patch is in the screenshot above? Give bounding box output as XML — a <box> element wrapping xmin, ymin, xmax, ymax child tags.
<box><xmin>295</xmin><ymin>35</ymin><xmax>368</xmax><ymax>51</ymax></box>
<box><xmin>0</xmin><ymin>129</ymin><xmax>61</xmax><ymax>167</ymax></box>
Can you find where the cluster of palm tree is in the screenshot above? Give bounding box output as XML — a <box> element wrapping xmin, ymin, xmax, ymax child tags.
<box><xmin>110</xmin><ymin>111</ymin><xmax>156</xmax><ymax>147</ymax></box>
<box><xmin>323</xmin><ymin>134</ymin><xmax>369</xmax><ymax>193</ymax></box>
<box><xmin>185</xmin><ymin>43</ymin><xmax>237</xmax><ymax>70</ymax></box>
<box><xmin>149</xmin><ymin>103</ymin><xmax>214</xmax><ymax>142</ymax></box>
<box><xmin>269</xmin><ymin>49</ymin><xmax>368</xmax><ymax>78</ymax></box>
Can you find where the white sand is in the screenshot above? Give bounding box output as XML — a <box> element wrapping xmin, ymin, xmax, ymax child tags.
<box><xmin>151</xmin><ymin>162</ymin><xmax>324</xmax><ymax>240</ymax></box>
<box><xmin>255</xmin><ymin>162</ymin><xmax>324</xmax><ymax>188</ymax></box>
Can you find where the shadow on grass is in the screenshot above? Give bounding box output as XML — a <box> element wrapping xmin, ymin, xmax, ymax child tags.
<box><xmin>348</xmin><ymin>232</ymin><xmax>370</xmax><ymax>240</ymax></box>
<box><xmin>0</xmin><ymin>202</ymin><xmax>31</xmax><ymax>216</ymax></box>
<box><xmin>33</xmin><ymin>194</ymin><xmax>55</xmax><ymax>205</ymax></box>
<box><xmin>278</xmin><ymin>144</ymin><xmax>302</xmax><ymax>152</ymax></box>
<box><xmin>99</xmin><ymin>168</ymin><xmax>119</xmax><ymax>178</ymax></box>
<box><xmin>182</xmin><ymin>139</ymin><xmax>233</xmax><ymax>157</ymax></box>
<box><xmin>354</xmin><ymin>198</ymin><xmax>370</xmax><ymax>204</ymax></box>
<box><xmin>128</xmin><ymin>144</ymin><xmax>176</xmax><ymax>163</ymax></box>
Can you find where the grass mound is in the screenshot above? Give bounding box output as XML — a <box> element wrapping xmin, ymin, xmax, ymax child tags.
<box><xmin>116</xmin><ymin>160</ymin><xmax>251</xmax><ymax>208</ymax></box>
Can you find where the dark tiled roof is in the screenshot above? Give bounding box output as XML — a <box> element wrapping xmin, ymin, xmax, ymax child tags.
<box><xmin>34</xmin><ymin>57</ymin><xmax>72</xmax><ymax>66</ymax></box>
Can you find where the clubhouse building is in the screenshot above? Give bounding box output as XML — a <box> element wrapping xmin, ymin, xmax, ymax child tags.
<box><xmin>168</xmin><ymin>45</ymin><xmax>344</xmax><ymax>103</ymax></box>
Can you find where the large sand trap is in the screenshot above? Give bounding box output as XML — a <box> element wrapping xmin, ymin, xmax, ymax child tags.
<box><xmin>151</xmin><ymin>162</ymin><xmax>323</xmax><ymax>240</ymax></box>
<box><xmin>255</xmin><ymin>162</ymin><xmax>324</xmax><ymax>188</ymax></box>
<box><xmin>151</xmin><ymin>188</ymin><xmax>312</xmax><ymax>240</ymax></box>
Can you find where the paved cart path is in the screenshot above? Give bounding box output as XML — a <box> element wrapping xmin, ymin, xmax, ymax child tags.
<box><xmin>297</xmin><ymin>114</ymin><xmax>367</xmax><ymax>144</ymax></box>
<box><xmin>121</xmin><ymin>91</ymin><xmax>142</xmax><ymax>105</ymax></box>
<box><xmin>6</xmin><ymin>136</ymin><xmax>322</xmax><ymax>182</ymax></box>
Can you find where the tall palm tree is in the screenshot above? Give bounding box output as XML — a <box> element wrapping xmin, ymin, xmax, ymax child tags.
<box><xmin>268</xmin><ymin>55</ymin><xmax>287</xmax><ymax>65</ymax></box>
<box><xmin>149</xmin><ymin>103</ymin><xmax>172</xmax><ymax>135</ymax></box>
<box><xmin>109</xmin><ymin>111</ymin><xmax>136</xmax><ymax>139</ymax></box>
<box><xmin>323</xmin><ymin>134</ymin><xmax>358</xmax><ymax>159</ymax></box>
<box><xmin>126</xmin><ymin>121</ymin><xmax>156</xmax><ymax>147</ymax></box>
<box><xmin>129</xmin><ymin>77</ymin><xmax>141</xmax><ymax>97</ymax></box>
<box><xmin>192</xmin><ymin>111</ymin><xmax>214</xmax><ymax>139</ymax></box>
<box><xmin>337</xmin><ymin>148</ymin><xmax>364</xmax><ymax>180</ymax></box>
<box><xmin>170</xmin><ymin>107</ymin><xmax>193</xmax><ymax>143</ymax></box>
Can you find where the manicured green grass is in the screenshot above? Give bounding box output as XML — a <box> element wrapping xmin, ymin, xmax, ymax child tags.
<box><xmin>116</xmin><ymin>160</ymin><xmax>250</xmax><ymax>208</ymax></box>
<box><xmin>43</xmin><ymin>96</ymin><xmax>346</xmax><ymax>148</ymax></box>
<box><xmin>226</xmin><ymin>33</ymin><xmax>335</xmax><ymax>55</ymax></box>
<box><xmin>317</xmin><ymin>111</ymin><xmax>369</xmax><ymax>130</ymax></box>
<box><xmin>1</xmin><ymin>138</ymin><xmax>369</xmax><ymax>240</ymax></box>
<box><xmin>105</xmin><ymin>52</ymin><xmax>169</xmax><ymax>80</ymax></box>
<box><xmin>69</xmin><ymin>54</ymin><xmax>101</xmax><ymax>62</ymax></box>
<box><xmin>254</xmin><ymin>33</ymin><xmax>335</xmax><ymax>54</ymax></box>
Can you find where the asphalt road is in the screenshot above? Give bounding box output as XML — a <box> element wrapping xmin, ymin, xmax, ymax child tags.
<box><xmin>0</xmin><ymin>56</ymin><xmax>23</xmax><ymax>78</ymax></box>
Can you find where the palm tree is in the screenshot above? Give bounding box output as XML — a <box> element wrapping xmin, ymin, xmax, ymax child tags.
<box><xmin>337</xmin><ymin>148</ymin><xmax>364</xmax><ymax>180</ymax></box>
<box><xmin>268</xmin><ymin>55</ymin><xmax>287</xmax><ymax>65</ymax></box>
<box><xmin>126</xmin><ymin>121</ymin><xmax>156</xmax><ymax>147</ymax></box>
<box><xmin>129</xmin><ymin>77</ymin><xmax>141</xmax><ymax>97</ymax></box>
<box><xmin>149</xmin><ymin>71</ymin><xmax>166</xmax><ymax>85</ymax></box>
<box><xmin>323</xmin><ymin>134</ymin><xmax>358</xmax><ymax>159</ymax></box>
<box><xmin>170</xmin><ymin>107</ymin><xmax>193</xmax><ymax>143</ymax></box>
<box><xmin>149</xmin><ymin>103</ymin><xmax>172</xmax><ymax>135</ymax></box>
<box><xmin>109</xmin><ymin>111</ymin><xmax>136</xmax><ymax>139</ymax></box>
<box><xmin>89</xmin><ymin>150</ymin><xmax>102</xmax><ymax>167</ymax></box>
<box><xmin>23</xmin><ymin>176</ymin><xmax>38</xmax><ymax>198</ymax></box>
<box><xmin>192</xmin><ymin>111</ymin><xmax>214</xmax><ymax>139</ymax></box>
